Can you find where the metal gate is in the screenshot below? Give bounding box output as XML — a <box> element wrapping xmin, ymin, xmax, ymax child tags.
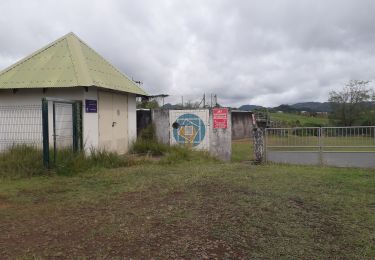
<box><xmin>42</xmin><ymin>98</ymin><xmax>82</xmax><ymax>168</ymax></box>
<box><xmin>169</xmin><ymin>110</ymin><xmax>210</xmax><ymax>150</ymax></box>
<box><xmin>265</xmin><ymin>126</ymin><xmax>375</xmax><ymax>168</ymax></box>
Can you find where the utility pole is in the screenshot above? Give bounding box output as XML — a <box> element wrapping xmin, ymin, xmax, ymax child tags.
<box><xmin>210</xmin><ymin>94</ymin><xmax>212</xmax><ymax>108</ymax></box>
<box><xmin>203</xmin><ymin>93</ymin><xmax>206</xmax><ymax>108</ymax></box>
<box><xmin>181</xmin><ymin>96</ymin><xmax>184</xmax><ymax>108</ymax></box>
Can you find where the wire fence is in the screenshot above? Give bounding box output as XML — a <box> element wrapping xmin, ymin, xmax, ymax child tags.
<box><xmin>0</xmin><ymin>105</ymin><xmax>43</xmax><ymax>152</ymax></box>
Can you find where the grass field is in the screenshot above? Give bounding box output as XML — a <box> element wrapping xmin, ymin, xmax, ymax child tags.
<box><xmin>1</xmin><ymin>145</ymin><xmax>375</xmax><ymax>258</ymax></box>
<box><xmin>231</xmin><ymin>138</ymin><xmax>253</xmax><ymax>162</ymax></box>
<box><xmin>270</xmin><ymin>112</ymin><xmax>329</xmax><ymax>127</ymax></box>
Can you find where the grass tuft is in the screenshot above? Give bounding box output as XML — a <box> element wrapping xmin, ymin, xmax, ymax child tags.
<box><xmin>130</xmin><ymin>138</ymin><xmax>169</xmax><ymax>156</ymax></box>
<box><xmin>160</xmin><ymin>145</ymin><xmax>216</xmax><ymax>165</ymax></box>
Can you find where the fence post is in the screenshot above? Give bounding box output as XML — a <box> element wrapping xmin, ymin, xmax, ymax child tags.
<box><xmin>53</xmin><ymin>102</ymin><xmax>57</xmax><ymax>164</ymax></box>
<box><xmin>42</xmin><ymin>98</ymin><xmax>49</xmax><ymax>168</ymax></box>
<box><xmin>72</xmin><ymin>102</ymin><xmax>78</xmax><ymax>153</ymax></box>
<box><xmin>253</xmin><ymin>127</ymin><xmax>264</xmax><ymax>164</ymax></box>
<box><xmin>319</xmin><ymin>128</ymin><xmax>323</xmax><ymax>166</ymax></box>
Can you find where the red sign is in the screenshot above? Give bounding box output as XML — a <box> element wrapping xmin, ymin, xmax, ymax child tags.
<box><xmin>213</xmin><ymin>108</ymin><xmax>228</xmax><ymax>129</ymax></box>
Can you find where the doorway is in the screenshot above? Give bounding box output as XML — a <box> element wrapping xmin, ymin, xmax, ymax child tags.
<box><xmin>98</xmin><ymin>91</ymin><xmax>128</xmax><ymax>154</ymax></box>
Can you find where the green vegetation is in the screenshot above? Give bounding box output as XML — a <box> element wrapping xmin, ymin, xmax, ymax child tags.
<box><xmin>1</xmin><ymin>140</ymin><xmax>374</xmax><ymax>258</ymax></box>
<box><xmin>0</xmin><ymin>145</ymin><xmax>135</xmax><ymax>179</ymax></box>
<box><xmin>1</xmin><ymin>159</ymin><xmax>374</xmax><ymax>258</ymax></box>
<box><xmin>231</xmin><ymin>138</ymin><xmax>254</xmax><ymax>162</ymax></box>
<box><xmin>0</xmin><ymin>145</ymin><xmax>45</xmax><ymax>178</ymax></box>
<box><xmin>270</xmin><ymin>112</ymin><xmax>329</xmax><ymax>127</ymax></box>
<box><xmin>329</xmin><ymin>80</ymin><xmax>375</xmax><ymax>126</ymax></box>
<box><xmin>0</xmin><ymin>138</ymin><xmax>213</xmax><ymax>180</ymax></box>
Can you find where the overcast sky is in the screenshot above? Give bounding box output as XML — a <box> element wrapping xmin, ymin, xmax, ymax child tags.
<box><xmin>1</xmin><ymin>0</ymin><xmax>375</xmax><ymax>107</ymax></box>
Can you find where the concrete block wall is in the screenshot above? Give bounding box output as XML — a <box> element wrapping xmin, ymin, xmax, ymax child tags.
<box><xmin>151</xmin><ymin>109</ymin><xmax>170</xmax><ymax>144</ymax></box>
<box><xmin>209</xmin><ymin>110</ymin><xmax>232</xmax><ymax>161</ymax></box>
<box><xmin>151</xmin><ymin>109</ymin><xmax>232</xmax><ymax>161</ymax></box>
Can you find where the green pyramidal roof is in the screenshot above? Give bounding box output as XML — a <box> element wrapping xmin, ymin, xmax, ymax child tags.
<box><xmin>0</xmin><ymin>32</ymin><xmax>147</xmax><ymax>96</ymax></box>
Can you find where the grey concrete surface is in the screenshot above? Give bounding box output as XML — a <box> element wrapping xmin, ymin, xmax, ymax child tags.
<box><xmin>209</xmin><ymin>110</ymin><xmax>232</xmax><ymax>161</ymax></box>
<box><xmin>231</xmin><ymin>111</ymin><xmax>253</xmax><ymax>140</ymax></box>
<box><xmin>151</xmin><ymin>109</ymin><xmax>170</xmax><ymax>144</ymax></box>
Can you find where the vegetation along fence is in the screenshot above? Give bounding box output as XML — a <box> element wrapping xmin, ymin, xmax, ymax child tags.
<box><xmin>265</xmin><ymin>126</ymin><xmax>375</xmax><ymax>168</ymax></box>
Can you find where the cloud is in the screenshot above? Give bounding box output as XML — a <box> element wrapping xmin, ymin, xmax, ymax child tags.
<box><xmin>1</xmin><ymin>0</ymin><xmax>375</xmax><ymax>107</ymax></box>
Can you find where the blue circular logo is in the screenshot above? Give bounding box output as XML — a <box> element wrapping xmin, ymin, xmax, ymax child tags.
<box><xmin>172</xmin><ymin>113</ymin><xmax>206</xmax><ymax>147</ymax></box>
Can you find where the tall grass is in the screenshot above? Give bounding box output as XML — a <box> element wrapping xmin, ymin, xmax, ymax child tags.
<box><xmin>131</xmin><ymin>123</ymin><xmax>216</xmax><ymax>163</ymax></box>
<box><xmin>0</xmin><ymin>145</ymin><xmax>45</xmax><ymax>178</ymax></box>
<box><xmin>1</xmin><ymin>123</ymin><xmax>215</xmax><ymax>179</ymax></box>
<box><xmin>130</xmin><ymin>124</ymin><xmax>169</xmax><ymax>155</ymax></box>
<box><xmin>159</xmin><ymin>145</ymin><xmax>215</xmax><ymax>164</ymax></box>
<box><xmin>0</xmin><ymin>145</ymin><xmax>136</xmax><ymax>179</ymax></box>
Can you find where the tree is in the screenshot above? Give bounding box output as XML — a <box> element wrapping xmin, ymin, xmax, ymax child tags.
<box><xmin>329</xmin><ymin>80</ymin><xmax>374</xmax><ymax>126</ymax></box>
<box><xmin>137</xmin><ymin>98</ymin><xmax>160</xmax><ymax>109</ymax></box>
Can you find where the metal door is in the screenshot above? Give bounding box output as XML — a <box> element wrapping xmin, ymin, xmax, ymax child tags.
<box><xmin>98</xmin><ymin>91</ymin><xmax>114</xmax><ymax>151</ymax></box>
<box><xmin>169</xmin><ymin>110</ymin><xmax>209</xmax><ymax>150</ymax></box>
<box><xmin>98</xmin><ymin>91</ymin><xmax>128</xmax><ymax>154</ymax></box>
<box><xmin>112</xmin><ymin>93</ymin><xmax>128</xmax><ymax>154</ymax></box>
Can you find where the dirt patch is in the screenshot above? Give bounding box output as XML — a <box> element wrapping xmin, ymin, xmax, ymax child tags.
<box><xmin>0</xmin><ymin>194</ymin><xmax>11</xmax><ymax>209</ymax></box>
<box><xmin>0</xmin><ymin>186</ymin><xmax>254</xmax><ymax>259</ymax></box>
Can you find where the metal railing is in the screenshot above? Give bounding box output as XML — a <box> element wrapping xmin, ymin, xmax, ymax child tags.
<box><xmin>265</xmin><ymin>126</ymin><xmax>375</xmax><ymax>168</ymax></box>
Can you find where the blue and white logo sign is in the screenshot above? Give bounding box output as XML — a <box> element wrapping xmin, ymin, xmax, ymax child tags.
<box><xmin>172</xmin><ymin>113</ymin><xmax>206</xmax><ymax>147</ymax></box>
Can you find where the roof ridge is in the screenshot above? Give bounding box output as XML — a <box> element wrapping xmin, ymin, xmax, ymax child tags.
<box><xmin>0</xmin><ymin>32</ymin><xmax>72</xmax><ymax>77</ymax></box>
<box><xmin>65</xmin><ymin>33</ymin><xmax>93</xmax><ymax>86</ymax></box>
<box><xmin>74</xmin><ymin>35</ymin><xmax>137</xmax><ymax>86</ymax></box>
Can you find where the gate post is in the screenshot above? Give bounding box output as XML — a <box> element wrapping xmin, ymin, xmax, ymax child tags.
<box><xmin>42</xmin><ymin>98</ymin><xmax>49</xmax><ymax>168</ymax></box>
<box><xmin>253</xmin><ymin>127</ymin><xmax>264</xmax><ymax>164</ymax></box>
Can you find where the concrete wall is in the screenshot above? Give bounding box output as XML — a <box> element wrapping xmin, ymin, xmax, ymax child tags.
<box><xmin>209</xmin><ymin>110</ymin><xmax>232</xmax><ymax>161</ymax></box>
<box><xmin>127</xmin><ymin>94</ymin><xmax>137</xmax><ymax>146</ymax></box>
<box><xmin>151</xmin><ymin>109</ymin><xmax>170</xmax><ymax>144</ymax></box>
<box><xmin>83</xmin><ymin>87</ymin><xmax>99</xmax><ymax>150</ymax></box>
<box><xmin>151</xmin><ymin>108</ymin><xmax>232</xmax><ymax>161</ymax></box>
<box><xmin>231</xmin><ymin>111</ymin><xmax>253</xmax><ymax>140</ymax></box>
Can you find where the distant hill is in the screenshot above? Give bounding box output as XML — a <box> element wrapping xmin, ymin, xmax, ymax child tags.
<box><xmin>290</xmin><ymin>102</ymin><xmax>332</xmax><ymax>112</ymax></box>
<box><xmin>238</xmin><ymin>102</ymin><xmax>333</xmax><ymax>112</ymax></box>
<box><xmin>238</xmin><ymin>105</ymin><xmax>265</xmax><ymax>111</ymax></box>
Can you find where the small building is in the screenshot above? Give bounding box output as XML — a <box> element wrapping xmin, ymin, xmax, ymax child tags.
<box><xmin>0</xmin><ymin>32</ymin><xmax>147</xmax><ymax>154</ymax></box>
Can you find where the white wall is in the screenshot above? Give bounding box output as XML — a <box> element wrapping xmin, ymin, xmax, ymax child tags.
<box><xmin>0</xmin><ymin>87</ymin><xmax>137</xmax><ymax>154</ymax></box>
<box><xmin>127</xmin><ymin>94</ymin><xmax>137</xmax><ymax>146</ymax></box>
<box><xmin>83</xmin><ymin>87</ymin><xmax>99</xmax><ymax>151</ymax></box>
<box><xmin>0</xmin><ymin>88</ymin><xmax>97</xmax><ymax>153</ymax></box>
